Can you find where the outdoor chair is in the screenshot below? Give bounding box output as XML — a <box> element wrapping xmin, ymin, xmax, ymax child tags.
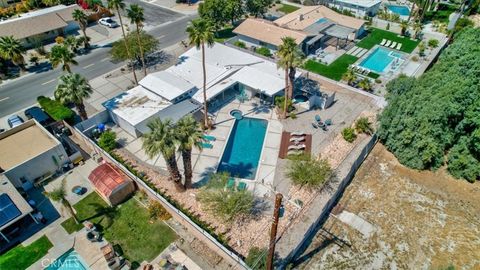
<box><xmin>290</xmin><ymin>136</ymin><xmax>305</xmax><ymax>142</ymax></box>
<box><xmin>237</xmin><ymin>182</ymin><xmax>247</xmax><ymax>191</ymax></box>
<box><xmin>203</xmin><ymin>134</ymin><xmax>216</xmax><ymax>141</ymax></box>
<box><xmin>390</xmin><ymin>42</ymin><xmax>397</xmax><ymax>48</ymax></box>
<box><xmin>380</xmin><ymin>39</ymin><xmax>387</xmax><ymax>46</ymax></box>
<box><xmin>312</xmin><ymin>122</ymin><xmax>318</xmax><ymax>129</ymax></box>
<box><xmin>291</xmin><ymin>131</ymin><xmax>305</xmax><ymax>136</ymax></box>
<box><xmin>288</xmin><ymin>144</ymin><xmax>306</xmax><ymax>150</ymax></box>
<box><xmin>226</xmin><ymin>178</ymin><xmax>235</xmax><ymax>190</ymax></box>
<box><xmin>396</xmin><ymin>43</ymin><xmax>402</xmax><ymax>50</ymax></box>
<box><xmin>325</xmin><ymin>119</ymin><xmax>333</xmax><ymax>126</ymax></box>
<box><xmin>315</xmin><ymin>115</ymin><xmax>321</xmax><ymax>123</ymax></box>
<box><xmin>201</xmin><ymin>142</ymin><xmax>213</xmax><ymax>149</ymax></box>
<box><xmin>385</xmin><ymin>40</ymin><xmax>392</xmax><ymax>47</ymax></box>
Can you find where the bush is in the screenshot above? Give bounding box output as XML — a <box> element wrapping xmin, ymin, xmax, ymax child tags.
<box><xmin>255</xmin><ymin>46</ymin><xmax>272</xmax><ymax>57</ymax></box>
<box><xmin>287</xmin><ymin>155</ymin><xmax>332</xmax><ymax>189</ymax></box>
<box><xmin>342</xmin><ymin>127</ymin><xmax>357</xmax><ymax>143</ymax></box>
<box><xmin>37</xmin><ymin>96</ymin><xmax>75</xmax><ymax>122</ymax></box>
<box><xmin>148</xmin><ymin>200</ymin><xmax>172</xmax><ymax>220</ymax></box>
<box><xmin>234</xmin><ymin>40</ymin><xmax>246</xmax><ymax>49</ymax></box>
<box><xmin>428</xmin><ymin>38</ymin><xmax>439</xmax><ymax>48</ymax></box>
<box><xmin>274</xmin><ymin>96</ymin><xmax>294</xmax><ymax>112</ymax></box>
<box><xmin>198</xmin><ymin>188</ymin><xmax>255</xmax><ymax>222</ymax></box>
<box><xmin>245</xmin><ymin>247</ymin><xmax>267</xmax><ymax>270</ymax></box>
<box><xmin>98</xmin><ymin>130</ymin><xmax>117</xmax><ymax>152</ymax></box>
<box><xmin>355</xmin><ymin>117</ymin><xmax>374</xmax><ymax>135</ymax></box>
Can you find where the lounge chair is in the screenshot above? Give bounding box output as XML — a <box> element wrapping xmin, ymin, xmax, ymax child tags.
<box><xmin>288</xmin><ymin>144</ymin><xmax>306</xmax><ymax>150</ymax></box>
<box><xmin>396</xmin><ymin>43</ymin><xmax>402</xmax><ymax>50</ymax></box>
<box><xmin>380</xmin><ymin>39</ymin><xmax>387</xmax><ymax>46</ymax></box>
<box><xmin>363</xmin><ymin>68</ymin><xmax>370</xmax><ymax>75</ymax></box>
<box><xmin>315</xmin><ymin>115</ymin><xmax>321</xmax><ymax>123</ymax></box>
<box><xmin>226</xmin><ymin>177</ymin><xmax>235</xmax><ymax>190</ymax></box>
<box><xmin>384</xmin><ymin>40</ymin><xmax>392</xmax><ymax>47</ymax></box>
<box><xmin>390</xmin><ymin>42</ymin><xmax>397</xmax><ymax>48</ymax></box>
<box><xmin>290</xmin><ymin>136</ymin><xmax>305</xmax><ymax>142</ymax></box>
<box><xmin>203</xmin><ymin>134</ymin><xmax>216</xmax><ymax>141</ymax></box>
<box><xmin>201</xmin><ymin>142</ymin><xmax>213</xmax><ymax>149</ymax></box>
<box><xmin>237</xmin><ymin>182</ymin><xmax>247</xmax><ymax>191</ymax></box>
<box><xmin>291</xmin><ymin>131</ymin><xmax>305</xmax><ymax>136</ymax></box>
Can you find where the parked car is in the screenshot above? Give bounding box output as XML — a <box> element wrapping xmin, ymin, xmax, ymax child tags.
<box><xmin>24</xmin><ymin>106</ymin><xmax>52</xmax><ymax>126</ymax></box>
<box><xmin>99</xmin><ymin>17</ymin><xmax>118</xmax><ymax>28</ymax></box>
<box><xmin>7</xmin><ymin>115</ymin><xmax>24</xmax><ymax>128</ymax></box>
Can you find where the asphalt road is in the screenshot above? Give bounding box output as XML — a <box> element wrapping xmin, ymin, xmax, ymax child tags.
<box><xmin>0</xmin><ymin>13</ymin><xmax>195</xmax><ymax>118</ymax></box>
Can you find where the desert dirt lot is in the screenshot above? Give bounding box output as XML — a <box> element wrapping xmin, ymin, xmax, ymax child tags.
<box><xmin>296</xmin><ymin>143</ymin><xmax>480</xmax><ymax>270</ymax></box>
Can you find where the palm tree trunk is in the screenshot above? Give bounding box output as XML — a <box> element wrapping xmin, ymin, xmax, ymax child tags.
<box><xmin>64</xmin><ymin>200</ymin><xmax>79</xmax><ymax>223</ymax></box>
<box><xmin>182</xmin><ymin>149</ymin><xmax>193</xmax><ymax>189</ymax></box>
<box><xmin>283</xmin><ymin>67</ymin><xmax>289</xmax><ymax>119</ymax></box>
<box><xmin>117</xmin><ymin>6</ymin><xmax>138</xmax><ymax>84</ymax></box>
<box><xmin>76</xmin><ymin>102</ymin><xmax>88</xmax><ymax>120</ymax></box>
<box><xmin>288</xmin><ymin>66</ymin><xmax>296</xmax><ymax>100</ymax></box>
<box><xmin>165</xmin><ymin>154</ymin><xmax>185</xmax><ymax>192</ymax></box>
<box><xmin>136</xmin><ymin>24</ymin><xmax>147</xmax><ymax>76</ymax></box>
<box><xmin>81</xmin><ymin>25</ymin><xmax>89</xmax><ymax>49</ymax></box>
<box><xmin>201</xmin><ymin>42</ymin><xmax>209</xmax><ymax>128</ymax></box>
<box><xmin>65</xmin><ymin>63</ymin><xmax>71</xmax><ymax>73</ymax></box>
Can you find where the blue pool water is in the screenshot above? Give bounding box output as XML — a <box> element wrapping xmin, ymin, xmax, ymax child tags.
<box><xmin>316</xmin><ymin>18</ymin><xmax>328</xmax><ymax>24</ymax></box>
<box><xmin>387</xmin><ymin>5</ymin><xmax>410</xmax><ymax>16</ymax></box>
<box><xmin>359</xmin><ymin>47</ymin><xmax>401</xmax><ymax>73</ymax></box>
<box><xmin>217</xmin><ymin>117</ymin><xmax>268</xmax><ymax>179</ymax></box>
<box><xmin>46</xmin><ymin>249</ymin><xmax>89</xmax><ymax>270</ymax></box>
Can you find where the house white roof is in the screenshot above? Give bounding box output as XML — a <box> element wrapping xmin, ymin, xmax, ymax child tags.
<box><xmin>333</xmin><ymin>0</ymin><xmax>381</xmax><ymax>8</ymax></box>
<box><xmin>139</xmin><ymin>71</ymin><xmax>197</xmax><ymax>101</ymax></box>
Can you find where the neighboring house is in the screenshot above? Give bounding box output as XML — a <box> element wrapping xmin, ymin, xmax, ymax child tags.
<box><xmin>327</xmin><ymin>0</ymin><xmax>382</xmax><ymax>17</ymax></box>
<box><xmin>103</xmin><ymin>43</ymin><xmax>296</xmax><ymax>138</ymax></box>
<box><xmin>88</xmin><ymin>163</ymin><xmax>135</xmax><ymax>206</ymax></box>
<box><xmin>0</xmin><ymin>120</ymin><xmax>69</xmax><ymax>189</ymax></box>
<box><xmin>233</xmin><ymin>18</ymin><xmax>308</xmax><ymax>52</ymax></box>
<box><xmin>0</xmin><ymin>174</ymin><xmax>36</xmax><ymax>244</ymax></box>
<box><xmin>0</xmin><ymin>4</ymin><xmax>80</xmax><ymax>48</ymax></box>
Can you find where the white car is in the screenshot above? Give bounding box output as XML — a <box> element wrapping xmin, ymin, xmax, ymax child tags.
<box><xmin>99</xmin><ymin>17</ymin><xmax>118</xmax><ymax>28</ymax></box>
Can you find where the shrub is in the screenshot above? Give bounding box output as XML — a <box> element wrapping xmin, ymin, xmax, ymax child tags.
<box><xmin>375</xmin><ymin>78</ymin><xmax>382</xmax><ymax>84</ymax></box>
<box><xmin>198</xmin><ymin>188</ymin><xmax>254</xmax><ymax>222</ymax></box>
<box><xmin>37</xmin><ymin>96</ymin><xmax>75</xmax><ymax>122</ymax></box>
<box><xmin>98</xmin><ymin>130</ymin><xmax>117</xmax><ymax>152</ymax></box>
<box><xmin>148</xmin><ymin>200</ymin><xmax>172</xmax><ymax>220</ymax></box>
<box><xmin>245</xmin><ymin>247</ymin><xmax>267</xmax><ymax>270</ymax></box>
<box><xmin>234</xmin><ymin>40</ymin><xmax>246</xmax><ymax>49</ymax></box>
<box><xmin>255</xmin><ymin>46</ymin><xmax>272</xmax><ymax>57</ymax></box>
<box><xmin>274</xmin><ymin>96</ymin><xmax>294</xmax><ymax>112</ymax></box>
<box><xmin>411</xmin><ymin>55</ymin><xmax>419</xmax><ymax>62</ymax></box>
<box><xmin>355</xmin><ymin>117</ymin><xmax>374</xmax><ymax>135</ymax></box>
<box><xmin>342</xmin><ymin>127</ymin><xmax>357</xmax><ymax>143</ymax></box>
<box><xmin>55</xmin><ymin>36</ymin><xmax>64</xmax><ymax>44</ymax></box>
<box><xmin>428</xmin><ymin>38</ymin><xmax>439</xmax><ymax>48</ymax></box>
<box><xmin>287</xmin><ymin>155</ymin><xmax>332</xmax><ymax>189</ymax></box>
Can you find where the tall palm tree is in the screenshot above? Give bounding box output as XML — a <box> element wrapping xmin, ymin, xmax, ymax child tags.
<box><xmin>0</xmin><ymin>36</ymin><xmax>26</xmax><ymax>71</ymax></box>
<box><xmin>186</xmin><ymin>18</ymin><xmax>215</xmax><ymax>129</ymax></box>
<box><xmin>127</xmin><ymin>4</ymin><xmax>147</xmax><ymax>76</ymax></box>
<box><xmin>108</xmin><ymin>0</ymin><xmax>138</xmax><ymax>84</ymax></box>
<box><xmin>277</xmin><ymin>37</ymin><xmax>303</xmax><ymax>118</ymax></box>
<box><xmin>64</xmin><ymin>36</ymin><xmax>81</xmax><ymax>54</ymax></box>
<box><xmin>55</xmin><ymin>73</ymin><xmax>93</xmax><ymax>120</ymax></box>
<box><xmin>44</xmin><ymin>179</ymin><xmax>78</xmax><ymax>223</ymax></box>
<box><xmin>142</xmin><ymin>118</ymin><xmax>185</xmax><ymax>192</ymax></box>
<box><xmin>413</xmin><ymin>20</ymin><xmax>423</xmax><ymax>39</ymax></box>
<box><xmin>175</xmin><ymin>115</ymin><xmax>203</xmax><ymax>189</ymax></box>
<box><xmin>49</xmin><ymin>45</ymin><xmax>78</xmax><ymax>73</ymax></box>
<box><xmin>72</xmin><ymin>9</ymin><xmax>90</xmax><ymax>49</ymax></box>
<box><xmin>400</xmin><ymin>20</ymin><xmax>409</xmax><ymax>36</ymax></box>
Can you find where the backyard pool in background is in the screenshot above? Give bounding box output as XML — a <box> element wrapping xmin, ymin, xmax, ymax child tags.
<box><xmin>386</xmin><ymin>5</ymin><xmax>410</xmax><ymax>16</ymax></box>
<box><xmin>359</xmin><ymin>47</ymin><xmax>404</xmax><ymax>73</ymax></box>
<box><xmin>46</xmin><ymin>249</ymin><xmax>89</xmax><ymax>270</ymax></box>
<box><xmin>217</xmin><ymin>117</ymin><xmax>268</xmax><ymax>179</ymax></box>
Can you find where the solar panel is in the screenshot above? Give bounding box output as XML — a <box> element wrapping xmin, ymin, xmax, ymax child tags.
<box><xmin>0</xmin><ymin>194</ymin><xmax>22</xmax><ymax>227</ymax></box>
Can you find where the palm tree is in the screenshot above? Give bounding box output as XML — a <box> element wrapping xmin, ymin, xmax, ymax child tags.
<box><xmin>108</xmin><ymin>0</ymin><xmax>138</xmax><ymax>84</ymax></box>
<box><xmin>358</xmin><ymin>78</ymin><xmax>372</xmax><ymax>91</ymax></box>
<box><xmin>55</xmin><ymin>73</ymin><xmax>93</xmax><ymax>120</ymax></box>
<box><xmin>44</xmin><ymin>179</ymin><xmax>78</xmax><ymax>223</ymax></box>
<box><xmin>400</xmin><ymin>20</ymin><xmax>409</xmax><ymax>36</ymax></box>
<box><xmin>49</xmin><ymin>45</ymin><xmax>78</xmax><ymax>73</ymax></box>
<box><xmin>342</xmin><ymin>69</ymin><xmax>357</xmax><ymax>86</ymax></box>
<box><xmin>142</xmin><ymin>118</ymin><xmax>185</xmax><ymax>192</ymax></box>
<box><xmin>413</xmin><ymin>20</ymin><xmax>423</xmax><ymax>39</ymax></box>
<box><xmin>127</xmin><ymin>4</ymin><xmax>147</xmax><ymax>77</ymax></box>
<box><xmin>175</xmin><ymin>115</ymin><xmax>203</xmax><ymax>189</ymax></box>
<box><xmin>186</xmin><ymin>18</ymin><xmax>215</xmax><ymax>129</ymax></box>
<box><xmin>277</xmin><ymin>37</ymin><xmax>303</xmax><ymax>119</ymax></box>
<box><xmin>64</xmin><ymin>36</ymin><xmax>81</xmax><ymax>54</ymax></box>
<box><xmin>0</xmin><ymin>36</ymin><xmax>26</xmax><ymax>71</ymax></box>
<box><xmin>72</xmin><ymin>9</ymin><xmax>90</xmax><ymax>49</ymax></box>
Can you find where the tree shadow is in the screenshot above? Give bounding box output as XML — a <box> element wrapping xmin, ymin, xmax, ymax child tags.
<box><xmin>29</xmin><ymin>62</ymin><xmax>52</xmax><ymax>74</ymax></box>
<box><xmin>81</xmin><ymin>202</ymin><xmax>119</xmax><ymax>231</ymax></box>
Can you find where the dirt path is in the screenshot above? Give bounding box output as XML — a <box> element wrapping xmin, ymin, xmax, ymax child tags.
<box><xmin>298</xmin><ymin>144</ymin><xmax>480</xmax><ymax>270</ymax></box>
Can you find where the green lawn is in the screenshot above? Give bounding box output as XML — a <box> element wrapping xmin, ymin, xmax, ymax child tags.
<box><xmin>0</xmin><ymin>235</ymin><xmax>53</xmax><ymax>269</ymax></box>
<box><xmin>304</xmin><ymin>54</ymin><xmax>358</xmax><ymax>81</ymax></box>
<box><xmin>277</xmin><ymin>4</ymin><xmax>300</xmax><ymax>14</ymax></box>
<box><xmin>61</xmin><ymin>217</ymin><xmax>84</xmax><ymax>234</ymax></box>
<box><xmin>214</xmin><ymin>27</ymin><xmax>236</xmax><ymax>43</ymax></box>
<box><xmin>72</xmin><ymin>192</ymin><xmax>176</xmax><ymax>264</ymax></box>
<box><xmin>356</xmin><ymin>28</ymin><xmax>420</xmax><ymax>53</ymax></box>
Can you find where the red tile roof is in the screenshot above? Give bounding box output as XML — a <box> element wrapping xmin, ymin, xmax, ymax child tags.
<box><xmin>88</xmin><ymin>163</ymin><xmax>128</xmax><ymax>198</ymax></box>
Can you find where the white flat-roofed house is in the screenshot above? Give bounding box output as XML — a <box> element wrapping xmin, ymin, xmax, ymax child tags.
<box><xmin>327</xmin><ymin>0</ymin><xmax>382</xmax><ymax>17</ymax></box>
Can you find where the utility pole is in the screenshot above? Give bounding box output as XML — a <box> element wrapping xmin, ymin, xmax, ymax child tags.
<box><xmin>267</xmin><ymin>193</ymin><xmax>283</xmax><ymax>270</ymax></box>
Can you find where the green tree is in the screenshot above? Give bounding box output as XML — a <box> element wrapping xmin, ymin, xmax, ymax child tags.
<box><xmin>108</xmin><ymin>0</ymin><xmax>138</xmax><ymax>84</ymax></box>
<box><xmin>198</xmin><ymin>0</ymin><xmax>227</xmax><ymax>32</ymax></box>
<box><xmin>0</xmin><ymin>36</ymin><xmax>26</xmax><ymax>71</ymax></box>
<box><xmin>186</xmin><ymin>18</ymin><xmax>215</xmax><ymax>129</ymax></box>
<box><xmin>72</xmin><ymin>9</ymin><xmax>90</xmax><ymax>49</ymax></box>
<box><xmin>64</xmin><ymin>35</ymin><xmax>81</xmax><ymax>54</ymax></box>
<box><xmin>287</xmin><ymin>155</ymin><xmax>332</xmax><ymax>189</ymax></box>
<box><xmin>355</xmin><ymin>117</ymin><xmax>374</xmax><ymax>135</ymax></box>
<box><xmin>342</xmin><ymin>127</ymin><xmax>357</xmax><ymax>143</ymax></box>
<box><xmin>245</xmin><ymin>247</ymin><xmax>267</xmax><ymax>270</ymax></box>
<box><xmin>225</xmin><ymin>0</ymin><xmax>244</xmax><ymax>25</ymax></box>
<box><xmin>427</xmin><ymin>38</ymin><xmax>439</xmax><ymax>48</ymax></box>
<box><xmin>127</xmin><ymin>4</ymin><xmax>147</xmax><ymax>76</ymax></box>
<box><xmin>246</xmin><ymin>0</ymin><xmax>272</xmax><ymax>18</ymax></box>
<box><xmin>400</xmin><ymin>20</ymin><xmax>409</xmax><ymax>36</ymax></box>
<box><xmin>49</xmin><ymin>45</ymin><xmax>78</xmax><ymax>73</ymax></box>
<box><xmin>342</xmin><ymin>69</ymin><xmax>357</xmax><ymax>85</ymax></box>
<box><xmin>142</xmin><ymin>118</ymin><xmax>185</xmax><ymax>191</ymax></box>
<box><xmin>412</xmin><ymin>20</ymin><xmax>423</xmax><ymax>39</ymax></box>
<box><xmin>44</xmin><ymin>179</ymin><xmax>78</xmax><ymax>223</ymax></box>
<box><xmin>110</xmin><ymin>31</ymin><xmax>159</xmax><ymax>63</ymax></box>
<box><xmin>54</xmin><ymin>73</ymin><xmax>92</xmax><ymax>120</ymax></box>
<box><xmin>98</xmin><ymin>130</ymin><xmax>117</xmax><ymax>152</ymax></box>
<box><xmin>277</xmin><ymin>37</ymin><xmax>303</xmax><ymax>118</ymax></box>
<box><xmin>175</xmin><ymin>115</ymin><xmax>203</xmax><ymax>189</ymax></box>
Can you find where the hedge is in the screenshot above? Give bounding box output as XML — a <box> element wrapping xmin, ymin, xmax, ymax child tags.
<box><xmin>37</xmin><ymin>96</ymin><xmax>75</xmax><ymax>122</ymax></box>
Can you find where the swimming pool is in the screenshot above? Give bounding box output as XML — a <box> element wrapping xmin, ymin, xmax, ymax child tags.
<box><xmin>217</xmin><ymin>117</ymin><xmax>268</xmax><ymax>179</ymax></box>
<box><xmin>46</xmin><ymin>249</ymin><xmax>89</xmax><ymax>270</ymax></box>
<box><xmin>387</xmin><ymin>5</ymin><xmax>410</xmax><ymax>16</ymax></box>
<box><xmin>359</xmin><ymin>47</ymin><xmax>403</xmax><ymax>73</ymax></box>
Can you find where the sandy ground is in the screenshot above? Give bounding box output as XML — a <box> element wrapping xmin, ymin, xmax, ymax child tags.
<box><xmin>297</xmin><ymin>144</ymin><xmax>480</xmax><ymax>270</ymax></box>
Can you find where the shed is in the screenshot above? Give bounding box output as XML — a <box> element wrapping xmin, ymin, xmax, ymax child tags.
<box><xmin>88</xmin><ymin>163</ymin><xmax>135</xmax><ymax>206</ymax></box>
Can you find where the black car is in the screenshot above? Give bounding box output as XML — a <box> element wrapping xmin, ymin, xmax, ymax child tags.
<box><xmin>24</xmin><ymin>106</ymin><xmax>52</xmax><ymax>125</ymax></box>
